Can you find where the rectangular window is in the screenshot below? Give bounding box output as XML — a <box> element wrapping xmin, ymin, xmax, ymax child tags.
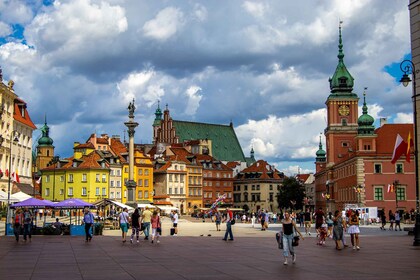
<box><xmin>45</xmin><ymin>188</ymin><xmax>50</xmax><ymax>197</ymax></box>
<box><xmin>60</xmin><ymin>189</ymin><xmax>64</xmax><ymax>195</ymax></box>
<box><xmin>396</xmin><ymin>187</ymin><xmax>406</xmax><ymax>201</ymax></box>
<box><xmin>110</xmin><ymin>192</ymin><xmax>115</xmax><ymax>199</ymax></box>
<box><xmin>374</xmin><ymin>187</ymin><xmax>383</xmax><ymax>201</ymax></box>
<box><xmin>116</xmin><ymin>170</ymin><xmax>121</xmax><ymax>176</ymax></box>
<box><xmin>144</xmin><ymin>191</ymin><xmax>149</xmax><ymax>199</ymax></box>
<box><xmin>117</xmin><ymin>181</ymin><xmax>121</xmax><ymax>187</ymax></box>
<box><xmin>209</xmin><ymin>192</ymin><xmax>212</xmax><ymax>198</ymax></box>
<box><xmin>60</xmin><ymin>175</ymin><xmax>64</xmax><ymax>182</ymax></box>
<box><xmin>46</xmin><ymin>175</ymin><xmax>50</xmax><ymax>183</ymax></box>
<box><xmin>169</xmin><ymin>174</ymin><xmax>173</xmax><ymax>182</ymax></box>
<box><xmin>138</xmin><ymin>169</ymin><xmax>143</xmax><ymax>175</ymax></box>
<box><xmin>102</xmin><ymin>188</ymin><xmax>106</xmax><ymax>196</ymax></box>
<box><xmin>269</xmin><ymin>185</ymin><xmax>273</xmax><ymax>191</ymax></box>
<box><xmin>96</xmin><ymin>174</ymin><xmax>100</xmax><ymax>182</ymax></box>
<box><xmin>138</xmin><ymin>191</ymin><xmax>143</xmax><ymax>199</ymax></box>
<box><xmin>117</xmin><ymin>192</ymin><xmax>121</xmax><ymax>199</ymax></box>
<box><xmin>169</xmin><ymin>188</ymin><xmax>172</xmax><ymax>194</ymax></box>
<box><xmin>252</xmin><ymin>185</ymin><xmax>255</xmax><ymax>191</ymax></box>
<box><xmin>180</xmin><ymin>175</ymin><xmax>184</xmax><ymax>183</ymax></box>
<box><xmin>102</xmin><ymin>174</ymin><xmax>106</xmax><ymax>183</ymax></box>
<box><xmin>244</xmin><ymin>185</ymin><xmax>248</xmax><ymax>191</ymax></box>
<box><xmin>180</xmin><ymin>187</ymin><xmax>184</xmax><ymax>194</ymax></box>
<box><xmin>144</xmin><ymin>169</ymin><xmax>149</xmax><ymax>176</ymax></box>
<box><xmin>82</xmin><ymin>187</ymin><xmax>87</xmax><ymax>196</ymax></box>
<box><xmin>138</xmin><ymin>179</ymin><xmax>143</xmax><ymax>186</ymax></box>
<box><xmin>68</xmin><ymin>187</ymin><xmax>73</xmax><ymax>196</ymax></box>
<box><xmin>82</xmin><ymin>174</ymin><xmax>87</xmax><ymax>182</ymax></box>
<box><xmin>145</xmin><ymin>179</ymin><xmax>149</xmax><ymax>187</ymax></box>
<box><xmin>96</xmin><ymin>187</ymin><xmax>100</xmax><ymax>196</ymax></box>
<box><xmin>110</xmin><ymin>180</ymin><xmax>114</xmax><ymax>187</ymax></box>
<box><xmin>374</xmin><ymin>164</ymin><xmax>382</xmax><ymax>174</ymax></box>
<box><xmin>124</xmin><ymin>167</ymin><xmax>128</xmax><ymax>173</ymax></box>
<box><xmin>396</xmin><ymin>164</ymin><xmax>403</xmax><ymax>174</ymax></box>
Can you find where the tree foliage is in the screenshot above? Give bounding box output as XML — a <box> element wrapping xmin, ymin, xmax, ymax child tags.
<box><xmin>277</xmin><ymin>177</ymin><xmax>305</xmax><ymax>210</ymax></box>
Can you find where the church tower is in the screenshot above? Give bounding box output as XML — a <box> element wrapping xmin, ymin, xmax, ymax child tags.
<box><xmin>36</xmin><ymin>116</ymin><xmax>54</xmax><ymax>171</ymax></box>
<box><xmin>325</xmin><ymin>23</ymin><xmax>359</xmax><ymax>164</ymax></box>
<box><xmin>152</xmin><ymin>101</ymin><xmax>163</xmax><ymax>144</ymax></box>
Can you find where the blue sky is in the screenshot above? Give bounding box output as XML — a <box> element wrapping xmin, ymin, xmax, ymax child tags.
<box><xmin>0</xmin><ymin>0</ymin><xmax>413</xmax><ymax>175</ymax></box>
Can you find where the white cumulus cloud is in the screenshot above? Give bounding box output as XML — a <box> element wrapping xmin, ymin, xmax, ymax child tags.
<box><xmin>143</xmin><ymin>7</ymin><xmax>184</xmax><ymax>41</ymax></box>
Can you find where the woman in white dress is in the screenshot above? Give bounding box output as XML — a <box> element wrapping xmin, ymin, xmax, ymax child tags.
<box><xmin>347</xmin><ymin>210</ymin><xmax>360</xmax><ymax>250</ymax></box>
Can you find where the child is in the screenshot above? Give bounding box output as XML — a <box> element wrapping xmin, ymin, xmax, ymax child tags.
<box><xmin>317</xmin><ymin>221</ymin><xmax>328</xmax><ymax>245</ymax></box>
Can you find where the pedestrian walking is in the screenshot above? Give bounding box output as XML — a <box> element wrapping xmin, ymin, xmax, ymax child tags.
<box><xmin>119</xmin><ymin>207</ymin><xmax>130</xmax><ymax>243</ymax></box>
<box><xmin>394</xmin><ymin>210</ymin><xmax>402</xmax><ymax>231</ymax></box>
<box><xmin>388</xmin><ymin>210</ymin><xmax>395</xmax><ymax>230</ymax></box>
<box><xmin>222</xmin><ymin>207</ymin><xmax>234</xmax><ymax>241</ymax></box>
<box><xmin>13</xmin><ymin>209</ymin><xmax>23</xmax><ymax>242</ymax></box>
<box><xmin>326</xmin><ymin>212</ymin><xmax>334</xmax><ymax>238</ymax></box>
<box><xmin>151</xmin><ymin>210</ymin><xmax>161</xmax><ymax>244</ymax></box>
<box><xmin>142</xmin><ymin>206</ymin><xmax>152</xmax><ymax>240</ymax></box>
<box><xmin>215</xmin><ymin>211</ymin><xmax>222</xmax><ymax>231</ymax></box>
<box><xmin>82</xmin><ymin>207</ymin><xmax>94</xmax><ymax>242</ymax></box>
<box><xmin>380</xmin><ymin>211</ymin><xmax>387</xmax><ymax>230</ymax></box>
<box><xmin>22</xmin><ymin>208</ymin><xmax>33</xmax><ymax>242</ymax></box>
<box><xmin>304</xmin><ymin>208</ymin><xmax>312</xmax><ymax>235</ymax></box>
<box><xmin>171</xmin><ymin>210</ymin><xmax>179</xmax><ymax>236</ymax></box>
<box><xmin>313</xmin><ymin>207</ymin><xmax>325</xmax><ymax>236</ymax></box>
<box><xmin>333</xmin><ymin>210</ymin><xmax>345</xmax><ymax>250</ymax></box>
<box><xmin>130</xmin><ymin>208</ymin><xmax>141</xmax><ymax>243</ymax></box>
<box><xmin>281</xmin><ymin>211</ymin><xmax>304</xmax><ymax>265</ymax></box>
<box><xmin>348</xmin><ymin>210</ymin><xmax>361</xmax><ymax>250</ymax></box>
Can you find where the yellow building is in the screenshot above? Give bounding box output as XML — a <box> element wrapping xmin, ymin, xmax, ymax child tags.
<box><xmin>41</xmin><ymin>144</ymin><xmax>110</xmax><ymax>203</ymax></box>
<box><xmin>122</xmin><ymin>149</ymin><xmax>154</xmax><ymax>204</ymax></box>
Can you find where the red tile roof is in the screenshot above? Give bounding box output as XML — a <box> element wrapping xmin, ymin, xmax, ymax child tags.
<box><xmin>13</xmin><ymin>98</ymin><xmax>36</xmax><ymax>129</ymax></box>
<box><xmin>240</xmin><ymin>160</ymin><xmax>282</xmax><ymax>179</ymax></box>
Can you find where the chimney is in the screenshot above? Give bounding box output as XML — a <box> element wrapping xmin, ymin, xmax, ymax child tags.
<box><xmin>380</xmin><ymin>118</ymin><xmax>387</xmax><ymax>127</ymax></box>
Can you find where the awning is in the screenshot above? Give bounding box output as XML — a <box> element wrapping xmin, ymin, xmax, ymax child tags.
<box><xmin>156</xmin><ymin>205</ymin><xmax>178</xmax><ymax>212</ymax></box>
<box><xmin>137</xmin><ymin>203</ymin><xmax>155</xmax><ymax>209</ymax></box>
<box><xmin>93</xmin><ymin>199</ymin><xmax>134</xmax><ymax>211</ymax></box>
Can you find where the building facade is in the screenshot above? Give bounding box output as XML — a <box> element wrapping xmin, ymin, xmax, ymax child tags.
<box><xmin>234</xmin><ymin>160</ymin><xmax>284</xmax><ymax>213</ymax></box>
<box><xmin>0</xmin><ymin>72</ymin><xmax>36</xmax><ymax>195</ymax></box>
<box><xmin>314</xmin><ymin>25</ymin><xmax>416</xmax><ymax>214</ymax></box>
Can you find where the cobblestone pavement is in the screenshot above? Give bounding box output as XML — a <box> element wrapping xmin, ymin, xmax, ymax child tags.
<box><xmin>0</xmin><ymin>219</ymin><xmax>419</xmax><ymax>280</ymax></box>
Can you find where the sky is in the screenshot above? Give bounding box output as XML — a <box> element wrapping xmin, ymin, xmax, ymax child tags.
<box><xmin>0</xmin><ymin>0</ymin><xmax>413</xmax><ymax>176</ymax></box>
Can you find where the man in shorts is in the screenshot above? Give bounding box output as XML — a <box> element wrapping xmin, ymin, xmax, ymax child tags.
<box><xmin>304</xmin><ymin>208</ymin><xmax>312</xmax><ymax>235</ymax></box>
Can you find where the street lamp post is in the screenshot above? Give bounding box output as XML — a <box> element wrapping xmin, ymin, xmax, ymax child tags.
<box><xmin>399</xmin><ymin>59</ymin><xmax>420</xmax><ymax>246</ymax></box>
<box><xmin>48</xmin><ymin>156</ymin><xmax>60</xmax><ymax>201</ymax></box>
<box><xmin>3</xmin><ymin>132</ymin><xmax>19</xmax><ymax>235</ymax></box>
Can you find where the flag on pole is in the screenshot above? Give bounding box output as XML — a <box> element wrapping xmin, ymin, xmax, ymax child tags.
<box><xmin>406</xmin><ymin>132</ymin><xmax>413</xmax><ymax>162</ymax></box>
<box><xmin>36</xmin><ymin>177</ymin><xmax>41</xmax><ymax>184</ymax></box>
<box><xmin>387</xmin><ymin>184</ymin><xmax>395</xmax><ymax>193</ymax></box>
<box><xmin>5</xmin><ymin>169</ymin><xmax>9</xmax><ymax>177</ymax></box>
<box><xmin>391</xmin><ymin>134</ymin><xmax>408</xmax><ymax>164</ymax></box>
<box><xmin>12</xmin><ymin>171</ymin><xmax>20</xmax><ymax>183</ymax></box>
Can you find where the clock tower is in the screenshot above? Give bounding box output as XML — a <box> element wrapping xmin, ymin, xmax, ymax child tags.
<box><xmin>325</xmin><ymin>24</ymin><xmax>359</xmax><ymax>165</ymax></box>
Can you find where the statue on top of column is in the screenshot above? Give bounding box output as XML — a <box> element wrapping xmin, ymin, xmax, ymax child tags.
<box><xmin>128</xmin><ymin>98</ymin><xmax>136</xmax><ymax>119</ymax></box>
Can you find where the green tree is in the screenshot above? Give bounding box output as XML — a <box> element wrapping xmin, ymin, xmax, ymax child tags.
<box><xmin>277</xmin><ymin>177</ymin><xmax>305</xmax><ymax>210</ymax></box>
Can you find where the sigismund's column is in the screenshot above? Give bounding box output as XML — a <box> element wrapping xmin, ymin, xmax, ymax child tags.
<box><xmin>124</xmin><ymin>99</ymin><xmax>139</xmax><ymax>207</ymax></box>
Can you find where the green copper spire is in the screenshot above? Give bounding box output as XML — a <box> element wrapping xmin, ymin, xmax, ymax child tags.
<box><xmin>38</xmin><ymin>114</ymin><xmax>54</xmax><ymax>146</ymax></box>
<box><xmin>153</xmin><ymin>101</ymin><xmax>163</xmax><ymax>127</ymax></box>
<box><xmin>328</xmin><ymin>22</ymin><xmax>356</xmax><ymax>96</ymax></box>
<box><xmin>316</xmin><ymin>134</ymin><xmax>326</xmax><ymax>162</ymax></box>
<box><xmin>358</xmin><ymin>88</ymin><xmax>375</xmax><ymax>135</ymax></box>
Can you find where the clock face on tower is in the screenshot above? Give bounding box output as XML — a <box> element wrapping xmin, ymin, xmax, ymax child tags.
<box><xmin>338</xmin><ymin>105</ymin><xmax>350</xmax><ymax>116</ymax></box>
